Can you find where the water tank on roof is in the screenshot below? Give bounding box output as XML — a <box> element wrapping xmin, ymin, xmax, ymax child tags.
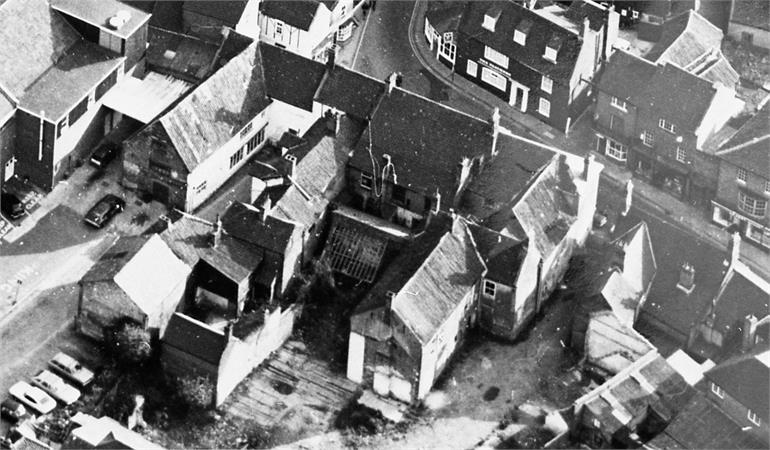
<box><xmin>108</xmin><ymin>10</ymin><xmax>131</xmax><ymax>29</ymax></box>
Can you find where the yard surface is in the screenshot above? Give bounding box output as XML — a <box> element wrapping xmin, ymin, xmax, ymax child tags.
<box><xmin>722</xmin><ymin>38</ymin><xmax>770</xmax><ymax>112</ymax></box>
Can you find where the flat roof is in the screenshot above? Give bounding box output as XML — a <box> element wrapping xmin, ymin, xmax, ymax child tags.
<box><xmin>102</xmin><ymin>71</ymin><xmax>192</xmax><ymax>123</ymax></box>
<box><xmin>50</xmin><ymin>0</ymin><xmax>151</xmax><ymax>40</ymax></box>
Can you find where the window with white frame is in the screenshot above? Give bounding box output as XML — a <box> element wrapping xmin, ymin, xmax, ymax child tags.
<box><xmin>483</xmin><ymin>280</ymin><xmax>496</xmax><ymax>297</ymax></box>
<box><xmin>675</xmin><ymin>146</ymin><xmax>686</xmax><ymax>163</ymax></box>
<box><xmin>245</xmin><ymin>126</ymin><xmax>266</xmax><ymax>153</ymax></box>
<box><xmin>606</xmin><ymin>139</ymin><xmax>627</xmax><ymax>162</ymax></box>
<box><xmin>466</xmin><ymin>59</ymin><xmax>478</xmax><ymax>77</ymax></box>
<box><xmin>229</xmin><ymin>148</ymin><xmax>244</xmax><ymax>169</ymax></box>
<box><xmin>748</xmin><ymin>410</ymin><xmax>761</xmax><ymax>426</ymax></box>
<box><xmin>610</xmin><ymin>114</ymin><xmax>623</xmax><ymax>131</ymax></box>
<box><xmin>484</xmin><ymin>45</ymin><xmax>509</xmax><ymax>68</ymax></box>
<box><xmin>481</xmin><ymin>67</ymin><xmax>507</xmax><ymax>91</ymax></box>
<box><xmin>360</xmin><ymin>173</ymin><xmax>373</xmax><ymax>190</ymax></box>
<box><xmin>737</xmin><ymin>168</ymin><xmax>748</xmax><ymax>183</ymax></box>
<box><xmin>765</xmin><ymin>181</ymin><xmax>770</xmax><ymax>193</ymax></box>
<box><xmin>658</xmin><ymin>118</ymin><xmax>677</xmax><ymax>134</ymax></box>
<box><xmin>194</xmin><ymin>180</ymin><xmax>207</xmax><ymax>194</ymax></box>
<box><xmin>538</xmin><ymin>98</ymin><xmax>550</xmax><ymax>117</ymax></box>
<box><xmin>482</xmin><ymin>14</ymin><xmax>497</xmax><ymax>31</ymax></box>
<box><xmin>739</xmin><ymin>191</ymin><xmax>767</xmax><ymax>217</ymax></box>
<box><xmin>610</xmin><ymin>96</ymin><xmax>627</xmax><ymax>111</ymax></box>
<box><xmin>642</xmin><ymin>130</ymin><xmax>654</xmax><ymax>147</ymax></box>
<box><xmin>544</xmin><ymin>46</ymin><xmax>558</xmax><ymax>62</ymax></box>
<box><xmin>711</xmin><ymin>383</ymin><xmax>724</xmax><ymax>398</ymax></box>
<box><xmin>541</xmin><ymin>76</ymin><xmax>553</xmax><ymax>94</ymax></box>
<box><xmin>514</xmin><ymin>29</ymin><xmax>526</xmax><ymax>45</ymax></box>
<box><xmin>440</xmin><ymin>40</ymin><xmax>456</xmax><ymax>62</ymax></box>
<box><xmin>239</xmin><ymin>122</ymin><xmax>253</xmax><ymax>139</ymax></box>
<box><xmin>274</xmin><ymin>20</ymin><xmax>284</xmax><ymax>38</ymax></box>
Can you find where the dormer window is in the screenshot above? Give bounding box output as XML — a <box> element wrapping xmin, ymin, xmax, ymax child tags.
<box><xmin>514</xmin><ymin>18</ymin><xmax>532</xmax><ymax>46</ymax></box>
<box><xmin>483</xmin><ymin>14</ymin><xmax>497</xmax><ymax>31</ymax></box>
<box><xmin>544</xmin><ymin>35</ymin><xmax>562</xmax><ymax>62</ymax></box>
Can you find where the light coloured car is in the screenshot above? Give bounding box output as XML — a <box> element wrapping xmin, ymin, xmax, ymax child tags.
<box><xmin>31</xmin><ymin>370</ymin><xmax>80</xmax><ymax>405</ymax></box>
<box><xmin>8</xmin><ymin>382</ymin><xmax>56</xmax><ymax>415</ymax></box>
<box><xmin>48</xmin><ymin>352</ymin><xmax>94</xmax><ymax>387</ymax></box>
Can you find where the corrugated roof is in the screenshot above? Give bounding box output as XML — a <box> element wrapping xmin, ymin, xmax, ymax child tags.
<box><xmin>704</xmin><ymin>347</ymin><xmax>770</xmax><ymax>422</ymax></box>
<box><xmin>314</xmin><ymin>67</ymin><xmax>386</xmax><ymax>119</ymax></box>
<box><xmin>158</xmin><ymin>42</ymin><xmax>270</xmax><ymax>171</ymax></box>
<box><xmin>597</xmin><ymin>50</ymin><xmax>657</xmax><ymax>105</ymax></box>
<box><xmin>260</xmin><ymin>42</ymin><xmax>327</xmax><ymax>111</ymax></box>
<box><xmin>0</xmin><ymin>0</ymin><xmax>81</xmax><ymax>98</ymax></box>
<box><xmin>259</xmin><ymin>0</ymin><xmax>320</xmax><ymax>31</ymax></box>
<box><xmin>717</xmin><ymin>104</ymin><xmax>770</xmax><ymax>176</ymax></box>
<box><xmin>50</xmin><ymin>0</ymin><xmax>151</xmax><ymax>40</ymax></box>
<box><xmin>101</xmin><ymin>71</ymin><xmax>192</xmax><ymax>124</ymax></box>
<box><xmin>645</xmin><ymin>10</ymin><xmax>723</xmax><ymax>67</ymax></box>
<box><xmin>182</xmin><ymin>0</ymin><xmax>249</xmax><ymax>26</ymax></box>
<box><xmin>163</xmin><ymin>312</ymin><xmax>227</xmax><ymax>365</ymax></box>
<box><xmin>641</xmin><ymin>63</ymin><xmax>716</xmax><ymax>131</ymax></box>
<box><xmin>391</xmin><ymin>219</ymin><xmax>486</xmax><ymax>344</ymax></box>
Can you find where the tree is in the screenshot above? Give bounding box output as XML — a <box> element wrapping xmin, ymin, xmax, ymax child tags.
<box><xmin>107</xmin><ymin>321</ymin><xmax>153</xmax><ymax>366</ymax></box>
<box><xmin>176</xmin><ymin>374</ymin><xmax>214</xmax><ymax>410</ymax></box>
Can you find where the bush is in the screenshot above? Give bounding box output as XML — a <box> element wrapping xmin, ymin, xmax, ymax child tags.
<box><xmin>176</xmin><ymin>375</ymin><xmax>214</xmax><ymax>410</ymax></box>
<box><xmin>106</xmin><ymin>321</ymin><xmax>153</xmax><ymax>366</ymax></box>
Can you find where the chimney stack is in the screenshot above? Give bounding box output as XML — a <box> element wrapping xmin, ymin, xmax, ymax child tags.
<box><xmin>582</xmin><ymin>153</ymin><xmax>595</xmax><ymax>181</ymax></box>
<box><xmin>742</xmin><ymin>314</ymin><xmax>759</xmax><ymax>351</ymax></box>
<box><xmin>387</xmin><ymin>72</ymin><xmax>399</xmax><ymax>94</ymax></box>
<box><xmin>583</xmin><ymin>17</ymin><xmax>591</xmax><ymax>38</ymax></box>
<box><xmin>326</xmin><ymin>45</ymin><xmax>336</xmax><ymax>71</ymax></box>
<box><xmin>491</xmin><ymin>107</ymin><xmax>501</xmax><ymax>154</ymax></box>
<box><xmin>213</xmin><ymin>214</ymin><xmax>223</xmax><ymax>248</ymax></box>
<box><xmin>676</xmin><ymin>262</ymin><xmax>696</xmax><ymax>295</ymax></box>
<box><xmin>730</xmin><ymin>231</ymin><xmax>741</xmax><ymax>267</ymax></box>
<box><xmin>285</xmin><ymin>154</ymin><xmax>297</xmax><ymax>182</ymax></box>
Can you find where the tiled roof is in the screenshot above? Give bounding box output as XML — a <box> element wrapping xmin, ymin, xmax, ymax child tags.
<box><xmin>314</xmin><ymin>67</ymin><xmax>386</xmax><ymax>119</ymax></box>
<box><xmin>467</xmin><ymin>222</ymin><xmax>527</xmax><ymax>283</ymax></box>
<box><xmin>458</xmin><ymin>1</ymin><xmax>583</xmax><ymax>81</ymax></box>
<box><xmin>163</xmin><ymin>312</ymin><xmax>227</xmax><ymax>365</ymax></box>
<box><xmin>0</xmin><ymin>0</ymin><xmax>80</xmax><ymax>98</ymax></box>
<box><xmin>425</xmin><ymin>1</ymin><xmax>466</xmax><ymax>34</ymax></box>
<box><xmin>596</xmin><ymin>50</ymin><xmax>657</xmax><ymax>105</ymax></box>
<box><xmin>704</xmin><ymin>347</ymin><xmax>770</xmax><ymax>422</ymax></box>
<box><xmin>645</xmin><ymin>10</ymin><xmax>723</xmax><ymax>68</ymax></box>
<box><xmin>221</xmin><ymin>201</ymin><xmax>299</xmax><ymax>255</ymax></box>
<box><xmin>585</xmin><ymin>311</ymin><xmax>655</xmax><ymax>375</ymax></box>
<box><xmin>709</xmin><ymin>262</ymin><xmax>770</xmax><ymax>341</ymax></box>
<box><xmin>158</xmin><ymin>42</ymin><xmax>271</xmax><ymax>171</ymax></box>
<box><xmin>391</xmin><ymin>218</ymin><xmax>486</xmax><ymax>344</ymax></box>
<box><xmin>259</xmin><ymin>0</ymin><xmax>320</xmax><ymax>31</ymax></box>
<box><xmin>730</xmin><ymin>0</ymin><xmax>770</xmax><ymax>31</ymax></box>
<box><xmin>350</xmin><ymin>87</ymin><xmax>494</xmax><ymax>202</ymax></box>
<box><xmin>182</xmin><ymin>0</ymin><xmax>249</xmax><ymax>27</ymax></box>
<box><xmin>565</xmin><ymin>0</ymin><xmax>609</xmax><ymax>31</ymax></box>
<box><xmin>50</xmin><ymin>0</ymin><xmax>151</xmax><ymax>40</ymax></box>
<box><xmin>260</xmin><ymin>42</ymin><xmax>327</xmax><ymax>111</ymax></box>
<box><xmin>21</xmin><ymin>40</ymin><xmax>124</xmax><ymax>121</ymax></box>
<box><xmin>641</xmin><ymin>63</ymin><xmax>716</xmax><ymax>131</ymax></box>
<box><xmin>717</xmin><ymin>105</ymin><xmax>770</xmax><ymax>175</ymax></box>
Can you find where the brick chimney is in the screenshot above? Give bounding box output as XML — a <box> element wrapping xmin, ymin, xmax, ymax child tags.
<box><xmin>676</xmin><ymin>262</ymin><xmax>696</xmax><ymax>295</ymax></box>
<box><xmin>730</xmin><ymin>231</ymin><xmax>741</xmax><ymax>267</ymax></box>
<box><xmin>387</xmin><ymin>72</ymin><xmax>401</xmax><ymax>94</ymax></box>
<box><xmin>583</xmin><ymin>17</ymin><xmax>591</xmax><ymax>39</ymax></box>
<box><xmin>742</xmin><ymin>314</ymin><xmax>759</xmax><ymax>351</ymax></box>
<box><xmin>212</xmin><ymin>214</ymin><xmax>223</xmax><ymax>248</ymax></box>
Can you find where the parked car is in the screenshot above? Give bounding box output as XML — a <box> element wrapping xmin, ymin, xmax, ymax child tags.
<box><xmin>90</xmin><ymin>142</ymin><xmax>119</xmax><ymax>168</ymax></box>
<box><xmin>0</xmin><ymin>398</ymin><xmax>30</xmax><ymax>423</ymax></box>
<box><xmin>0</xmin><ymin>192</ymin><xmax>24</xmax><ymax>220</ymax></box>
<box><xmin>31</xmin><ymin>370</ymin><xmax>80</xmax><ymax>405</ymax></box>
<box><xmin>84</xmin><ymin>194</ymin><xmax>125</xmax><ymax>228</ymax></box>
<box><xmin>48</xmin><ymin>352</ymin><xmax>94</xmax><ymax>388</ymax></box>
<box><xmin>8</xmin><ymin>382</ymin><xmax>55</xmax><ymax>415</ymax></box>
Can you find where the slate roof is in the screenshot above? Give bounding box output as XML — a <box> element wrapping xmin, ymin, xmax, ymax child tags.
<box><xmin>163</xmin><ymin>312</ymin><xmax>227</xmax><ymax>365</ymax></box>
<box><xmin>596</xmin><ymin>50</ymin><xmax>657</xmax><ymax>105</ymax></box>
<box><xmin>640</xmin><ymin>63</ymin><xmax>717</xmax><ymax>131</ymax></box>
<box><xmin>81</xmin><ymin>236</ymin><xmax>150</xmax><ymax>283</ymax></box>
<box><xmin>0</xmin><ymin>0</ymin><xmax>80</xmax><ymax>98</ymax></box>
<box><xmin>458</xmin><ymin>1</ymin><xmax>583</xmax><ymax>80</ymax></box>
<box><xmin>565</xmin><ymin>0</ymin><xmax>609</xmax><ymax>31</ymax></box>
<box><xmin>259</xmin><ymin>0</ymin><xmax>321</xmax><ymax>31</ymax></box>
<box><xmin>704</xmin><ymin>347</ymin><xmax>770</xmax><ymax>422</ymax></box>
<box><xmin>314</xmin><ymin>67</ymin><xmax>386</xmax><ymax>119</ymax></box>
<box><xmin>157</xmin><ymin>42</ymin><xmax>270</xmax><ymax>171</ymax></box>
<box><xmin>161</xmin><ymin>214</ymin><xmax>264</xmax><ymax>282</ymax></box>
<box><xmin>391</xmin><ymin>219</ymin><xmax>486</xmax><ymax>344</ymax></box>
<box><xmin>645</xmin><ymin>10</ymin><xmax>723</xmax><ymax>68</ymax></box>
<box><xmin>260</xmin><ymin>42</ymin><xmax>327</xmax><ymax>111</ymax></box>
<box><xmin>350</xmin><ymin>87</ymin><xmax>494</xmax><ymax>202</ymax></box>
<box><xmin>708</xmin><ymin>262</ymin><xmax>770</xmax><ymax>345</ymax></box>
<box><xmin>221</xmin><ymin>201</ymin><xmax>299</xmax><ymax>255</ymax></box>
<box><xmin>467</xmin><ymin>222</ymin><xmax>527</xmax><ymax>284</ymax></box>
<box><xmin>182</xmin><ymin>0</ymin><xmax>249</xmax><ymax>26</ymax></box>
<box><xmin>647</xmin><ymin>391</ymin><xmax>768</xmax><ymax>450</ymax></box>
<box><xmin>730</xmin><ymin>0</ymin><xmax>770</xmax><ymax>31</ymax></box>
<box><xmin>21</xmin><ymin>40</ymin><xmax>124</xmax><ymax>121</ymax></box>
<box><xmin>425</xmin><ymin>1</ymin><xmax>466</xmax><ymax>34</ymax></box>
<box><xmin>50</xmin><ymin>0</ymin><xmax>151</xmax><ymax>40</ymax></box>
<box><xmin>717</xmin><ymin>104</ymin><xmax>770</xmax><ymax>176</ymax></box>
<box><xmin>585</xmin><ymin>311</ymin><xmax>655</xmax><ymax>375</ymax></box>
<box><xmin>147</xmin><ymin>27</ymin><xmax>221</xmax><ymax>81</ymax></box>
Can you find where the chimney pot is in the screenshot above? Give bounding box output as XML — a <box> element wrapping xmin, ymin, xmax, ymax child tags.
<box><xmin>387</xmin><ymin>72</ymin><xmax>398</xmax><ymax>94</ymax></box>
<box><xmin>213</xmin><ymin>214</ymin><xmax>223</xmax><ymax>248</ymax></box>
<box><xmin>676</xmin><ymin>262</ymin><xmax>696</xmax><ymax>295</ymax></box>
<box><xmin>730</xmin><ymin>232</ymin><xmax>741</xmax><ymax>267</ymax></box>
<box><xmin>583</xmin><ymin>17</ymin><xmax>591</xmax><ymax>36</ymax></box>
<box><xmin>742</xmin><ymin>314</ymin><xmax>759</xmax><ymax>351</ymax></box>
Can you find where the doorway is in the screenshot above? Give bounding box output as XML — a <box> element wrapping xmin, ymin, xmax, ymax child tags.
<box><xmin>4</xmin><ymin>156</ymin><xmax>16</xmax><ymax>182</ymax></box>
<box><xmin>152</xmin><ymin>181</ymin><xmax>170</xmax><ymax>205</ymax></box>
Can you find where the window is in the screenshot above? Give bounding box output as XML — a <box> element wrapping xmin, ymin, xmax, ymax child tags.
<box><xmin>466</xmin><ymin>60</ymin><xmax>478</xmax><ymax>77</ymax></box>
<box><xmin>610</xmin><ymin>114</ymin><xmax>624</xmax><ymax>131</ymax></box>
<box><xmin>739</xmin><ymin>191</ymin><xmax>767</xmax><ymax>217</ymax></box>
<box><xmin>737</xmin><ymin>168</ymin><xmax>748</xmax><ymax>183</ymax></box>
<box><xmin>711</xmin><ymin>383</ymin><xmax>724</xmax><ymax>398</ymax></box>
<box><xmin>275</xmin><ymin>20</ymin><xmax>284</xmax><ymax>37</ymax></box>
<box><xmin>538</xmin><ymin>98</ymin><xmax>550</xmax><ymax>117</ymax></box>
<box><xmin>514</xmin><ymin>29</ymin><xmax>526</xmax><ymax>45</ymax></box>
<box><xmin>245</xmin><ymin>126</ymin><xmax>266</xmax><ymax>153</ymax></box>
<box><xmin>68</xmin><ymin>97</ymin><xmax>88</xmax><ymax>126</ymax></box>
<box><xmin>484</xmin><ymin>46</ymin><xmax>509</xmax><ymax>68</ymax></box>
<box><xmin>194</xmin><ymin>181</ymin><xmax>207</xmax><ymax>194</ymax></box>
<box><xmin>360</xmin><ymin>173</ymin><xmax>373</xmax><ymax>190</ymax></box>
<box><xmin>229</xmin><ymin>148</ymin><xmax>244</xmax><ymax>169</ymax></box>
<box><xmin>642</xmin><ymin>130</ymin><xmax>654</xmax><ymax>147</ymax></box>
<box><xmin>610</xmin><ymin>96</ymin><xmax>627</xmax><ymax>111</ymax></box>
<box><xmin>95</xmin><ymin>69</ymin><xmax>118</xmax><ymax>101</ymax></box>
<box><xmin>544</xmin><ymin>46</ymin><xmax>558</xmax><ymax>62</ymax></box>
<box><xmin>239</xmin><ymin>122</ymin><xmax>253</xmax><ymax>139</ymax></box>
<box><xmin>765</xmin><ymin>181</ymin><xmax>770</xmax><ymax>193</ymax></box>
<box><xmin>440</xmin><ymin>40</ymin><xmax>456</xmax><ymax>62</ymax></box>
<box><xmin>56</xmin><ymin>117</ymin><xmax>67</xmax><ymax>138</ymax></box>
<box><xmin>606</xmin><ymin>139</ymin><xmax>627</xmax><ymax>162</ymax></box>
<box><xmin>482</xmin><ymin>14</ymin><xmax>497</xmax><ymax>32</ymax></box>
<box><xmin>392</xmin><ymin>184</ymin><xmax>407</xmax><ymax>204</ymax></box>
<box><xmin>748</xmin><ymin>410</ymin><xmax>761</xmax><ymax>426</ymax></box>
<box><xmin>675</xmin><ymin>147</ymin><xmax>686</xmax><ymax>163</ymax></box>
<box><xmin>658</xmin><ymin>118</ymin><xmax>677</xmax><ymax>134</ymax></box>
<box><xmin>483</xmin><ymin>280</ymin><xmax>496</xmax><ymax>297</ymax></box>
<box><xmin>481</xmin><ymin>67</ymin><xmax>507</xmax><ymax>91</ymax></box>
<box><xmin>541</xmin><ymin>76</ymin><xmax>553</xmax><ymax>94</ymax></box>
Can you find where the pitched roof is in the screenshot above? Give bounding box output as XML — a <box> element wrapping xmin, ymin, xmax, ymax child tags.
<box><xmin>259</xmin><ymin>0</ymin><xmax>321</xmax><ymax>31</ymax></box>
<box><xmin>350</xmin><ymin>87</ymin><xmax>494</xmax><ymax>202</ymax></box>
<box><xmin>314</xmin><ymin>66</ymin><xmax>386</xmax><ymax>119</ymax></box>
<box><xmin>391</xmin><ymin>219</ymin><xmax>486</xmax><ymax>344</ymax></box>
<box><xmin>161</xmin><ymin>214</ymin><xmax>264</xmax><ymax>282</ymax></box>
<box><xmin>641</xmin><ymin>63</ymin><xmax>717</xmax><ymax>131</ymax></box>
<box><xmin>259</xmin><ymin>42</ymin><xmax>327</xmax><ymax>111</ymax></box>
<box><xmin>163</xmin><ymin>312</ymin><xmax>227</xmax><ymax>365</ymax></box>
<box><xmin>585</xmin><ymin>311</ymin><xmax>655</xmax><ymax>375</ymax></box>
<box><xmin>565</xmin><ymin>0</ymin><xmax>609</xmax><ymax>31</ymax></box>
<box><xmin>458</xmin><ymin>1</ymin><xmax>584</xmax><ymax>80</ymax></box>
<box><xmin>147</xmin><ymin>27</ymin><xmax>221</xmax><ymax>81</ymax></box>
<box><xmin>81</xmin><ymin>236</ymin><xmax>150</xmax><ymax>283</ymax></box>
<box><xmin>704</xmin><ymin>347</ymin><xmax>770</xmax><ymax>422</ymax></box>
<box><xmin>688</xmin><ymin>50</ymin><xmax>740</xmax><ymax>89</ymax></box>
<box><xmin>50</xmin><ymin>0</ymin><xmax>151</xmax><ymax>40</ymax></box>
<box><xmin>425</xmin><ymin>1</ymin><xmax>466</xmax><ymax>34</ymax></box>
<box><xmin>717</xmin><ymin>104</ymin><xmax>770</xmax><ymax>176</ymax></box>
<box><xmin>731</xmin><ymin>0</ymin><xmax>770</xmax><ymax>31</ymax></box>
<box><xmin>0</xmin><ymin>0</ymin><xmax>81</xmax><ymax>98</ymax></box>
<box><xmin>0</xmin><ymin>89</ymin><xmax>13</xmax><ymax>120</ymax></box>
<box><xmin>221</xmin><ymin>201</ymin><xmax>300</xmax><ymax>255</ymax></box>
<box><xmin>645</xmin><ymin>10</ymin><xmax>723</xmax><ymax>68</ymax></box>
<box><xmin>467</xmin><ymin>222</ymin><xmax>527</xmax><ymax>283</ymax></box>
<box><xmin>182</xmin><ymin>0</ymin><xmax>249</xmax><ymax>26</ymax></box>
<box><xmin>597</xmin><ymin>50</ymin><xmax>657</xmax><ymax>105</ymax></box>
<box><xmin>158</xmin><ymin>42</ymin><xmax>270</xmax><ymax>171</ymax></box>
<box><xmin>611</xmin><ymin>221</ymin><xmax>657</xmax><ymax>298</ymax></box>
<box><xmin>709</xmin><ymin>261</ymin><xmax>770</xmax><ymax>340</ymax></box>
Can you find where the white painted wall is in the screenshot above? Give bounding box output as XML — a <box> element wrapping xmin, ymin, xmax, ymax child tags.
<box><xmin>259</xmin><ymin>5</ymin><xmax>333</xmax><ymax>59</ymax></box>
<box><xmin>264</xmin><ymin>100</ymin><xmax>322</xmax><ymax>143</ymax></box>
<box><xmin>235</xmin><ymin>0</ymin><xmax>262</xmax><ymax>39</ymax></box>
<box><xmin>696</xmin><ymin>86</ymin><xmax>743</xmax><ymax>150</ymax></box>
<box><xmin>346</xmin><ymin>331</ymin><xmax>365</xmax><ymax>383</ymax></box>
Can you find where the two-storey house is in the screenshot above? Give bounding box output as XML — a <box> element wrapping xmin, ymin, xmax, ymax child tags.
<box><xmin>455</xmin><ymin>0</ymin><xmax>618</xmax><ymax>132</ymax></box>
<box><xmin>712</xmin><ymin>105</ymin><xmax>770</xmax><ymax>249</ymax></box>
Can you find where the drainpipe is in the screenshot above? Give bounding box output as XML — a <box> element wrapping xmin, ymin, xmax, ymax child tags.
<box><xmin>38</xmin><ymin>111</ymin><xmax>45</xmax><ymax>161</ymax></box>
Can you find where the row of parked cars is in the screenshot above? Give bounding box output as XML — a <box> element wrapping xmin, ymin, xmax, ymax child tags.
<box><xmin>1</xmin><ymin>353</ymin><xmax>94</xmax><ymax>423</ymax></box>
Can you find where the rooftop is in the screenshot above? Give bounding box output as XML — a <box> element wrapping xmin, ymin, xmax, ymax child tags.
<box><xmin>259</xmin><ymin>0</ymin><xmax>321</xmax><ymax>31</ymax></box>
<box><xmin>596</xmin><ymin>49</ymin><xmax>657</xmax><ymax>105</ymax></box>
<box><xmin>707</xmin><ymin>261</ymin><xmax>770</xmax><ymax>341</ymax></box>
<box><xmin>163</xmin><ymin>312</ymin><xmax>227</xmax><ymax>366</ymax></box>
<box><xmin>260</xmin><ymin>42</ymin><xmax>327</xmax><ymax>111</ymax></box>
<box><xmin>645</xmin><ymin>10</ymin><xmax>723</xmax><ymax>68</ymax></box>
<box><xmin>585</xmin><ymin>311</ymin><xmax>655</xmax><ymax>375</ymax></box>
<box><xmin>314</xmin><ymin>65</ymin><xmax>386</xmax><ymax>119</ymax></box>
<box><xmin>642</xmin><ymin>63</ymin><xmax>717</xmax><ymax>132</ymax></box>
<box><xmin>704</xmin><ymin>346</ymin><xmax>770</xmax><ymax>422</ymax></box>
<box><xmin>221</xmin><ymin>201</ymin><xmax>300</xmax><ymax>255</ymax></box>
<box><xmin>717</xmin><ymin>104</ymin><xmax>770</xmax><ymax>176</ymax></box>
<box><xmin>50</xmin><ymin>0</ymin><xmax>151</xmax><ymax>40</ymax></box>
<box><xmin>182</xmin><ymin>0</ymin><xmax>249</xmax><ymax>27</ymax></box>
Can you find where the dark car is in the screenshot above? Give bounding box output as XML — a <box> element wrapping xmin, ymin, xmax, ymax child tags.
<box><xmin>0</xmin><ymin>192</ymin><xmax>24</xmax><ymax>220</ymax></box>
<box><xmin>84</xmin><ymin>194</ymin><xmax>125</xmax><ymax>228</ymax></box>
<box><xmin>89</xmin><ymin>142</ymin><xmax>119</xmax><ymax>169</ymax></box>
<box><xmin>0</xmin><ymin>398</ymin><xmax>30</xmax><ymax>423</ymax></box>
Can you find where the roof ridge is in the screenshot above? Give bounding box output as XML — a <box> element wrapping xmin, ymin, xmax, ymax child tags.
<box><xmin>734</xmin><ymin>260</ymin><xmax>770</xmax><ymax>294</ymax></box>
<box><xmin>717</xmin><ymin>134</ymin><xmax>770</xmax><ymax>155</ymax></box>
<box><xmin>389</xmin><ymin>85</ymin><xmax>490</xmax><ymax>125</ymax></box>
